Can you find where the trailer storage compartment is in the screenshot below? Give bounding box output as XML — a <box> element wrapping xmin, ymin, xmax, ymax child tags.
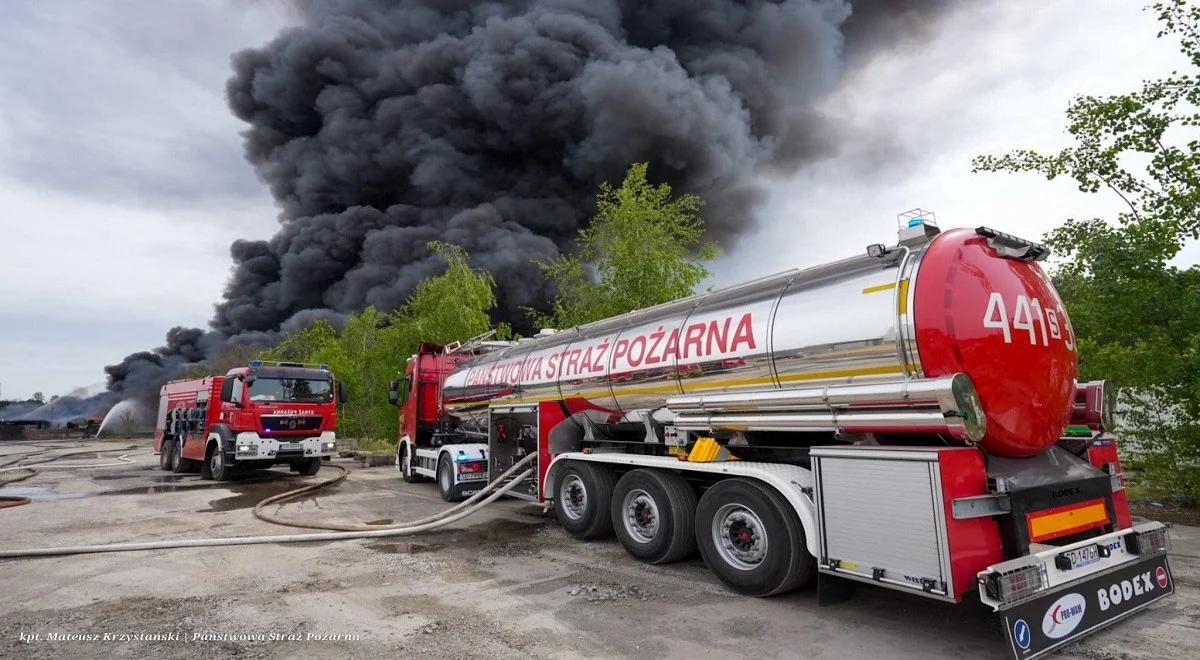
<box><xmin>811</xmin><ymin>445</ymin><xmax>1003</xmax><ymax>602</ymax></box>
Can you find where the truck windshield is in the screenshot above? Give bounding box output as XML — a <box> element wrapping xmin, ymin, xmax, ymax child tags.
<box><xmin>248</xmin><ymin>378</ymin><xmax>333</xmax><ymax>403</ymax></box>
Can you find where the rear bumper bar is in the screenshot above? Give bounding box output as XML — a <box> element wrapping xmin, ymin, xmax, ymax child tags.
<box><xmin>978</xmin><ymin>522</ymin><xmax>1174</xmax><ymax>659</ymax></box>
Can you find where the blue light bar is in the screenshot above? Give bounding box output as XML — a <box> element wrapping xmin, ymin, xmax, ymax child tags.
<box><xmin>249</xmin><ymin>360</ymin><xmax>264</xmax><ymax>368</ymax></box>
<box><xmin>907</xmin><ymin>218</ymin><xmax>924</xmax><ymax>228</ymax></box>
<box><xmin>319</xmin><ymin>363</ymin><xmax>330</xmax><ymax>370</ymax></box>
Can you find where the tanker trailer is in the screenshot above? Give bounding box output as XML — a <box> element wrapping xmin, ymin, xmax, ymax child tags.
<box><xmin>392</xmin><ymin>214</ymin><xmax>1171</xmax><ymax>659</ymax></box>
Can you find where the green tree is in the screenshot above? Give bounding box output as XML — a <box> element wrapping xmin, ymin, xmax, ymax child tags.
<box><xmin>533</xmin><ymin>162</ymin><xmax>717</xmax><ymax>328</ymax></box>
<box><xmin>264</xmin><ymin>242</ymin><xmax>500</xmax><ymax>444</ymax></box>
<box><xmin>973</xmin><ymin>0</ymin><xmax>1200</xmax><ymax>500</ymax></box>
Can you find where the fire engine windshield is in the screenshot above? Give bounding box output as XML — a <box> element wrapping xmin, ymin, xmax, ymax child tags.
<box><xmin>248</xmin><ymin>378</ymin><xmax>333</xmax><ymax>403</ymax></box>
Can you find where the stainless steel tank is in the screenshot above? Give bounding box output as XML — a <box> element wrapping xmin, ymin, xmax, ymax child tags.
<box><xmin>441</xmin><ymin>222</ymin><xmax>1078</xmax><ymax>457</ymax></box>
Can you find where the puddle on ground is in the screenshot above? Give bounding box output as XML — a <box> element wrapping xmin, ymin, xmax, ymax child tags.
<box><xmin>201</xmin><ymin>479</ymin><xmax>304</xmax><ymax>513</ymax></box>
<box><xmin>359</xmin><ymin>520</ymin><xmax>545</xmax><ymax>556</ymax></box>
<box><xmin>92</xmin><ymin>474</ymin><xmax>186</xmax><ymax>482</ymax></box>
<box><xmin>0</xmin><ymin>473</ymin><xmax>299</xmax><ymax>505</ymax></box>
<box><xmin>0</xmin><ymin>486</ymin><xmax>88</xmax><ymax>502</ymax></box>
<box><xmin>365</xmin><ymin>541</ymin><xmax>439</xmax><ymax>554</ymax></box>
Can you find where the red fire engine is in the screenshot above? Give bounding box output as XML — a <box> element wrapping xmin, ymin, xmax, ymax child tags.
<box><xmin>155</xmin><ymin>361</ymin><xmax>345</xmax><ymax>481</ymax></box>
<box><xmin>389</xmin><ymin>214</ymin><xmax>1173</xmax><ymax>659</ymax></box>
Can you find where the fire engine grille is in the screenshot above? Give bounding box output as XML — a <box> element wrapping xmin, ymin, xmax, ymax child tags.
<box><xmin>261</xmin><ymin>416</ymin><xmax>323</xmax><ymax>432</ymax></box>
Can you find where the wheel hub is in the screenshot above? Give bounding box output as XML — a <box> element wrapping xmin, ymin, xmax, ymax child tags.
<box><xmin>712</xmin><ymin>504</ymin><xmax>768</xmax><ymax>570</ymax></box>
<box><xmin>622</xmin><ymin>489</ymin><xmax>660</xmax><ymax>543</ymax></box>
<box><xmin>560</xmin><ymin>475</ymin><xmax>587</xmax><ymax>520</ymax></box>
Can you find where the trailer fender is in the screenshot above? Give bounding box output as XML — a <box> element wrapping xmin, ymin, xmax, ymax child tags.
<box><xmin>544</xmin><ymin>453</ymin><xmax>819</xmax><ymax>557</ymax></box>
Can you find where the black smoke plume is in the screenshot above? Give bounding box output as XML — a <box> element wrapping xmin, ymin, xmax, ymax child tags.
<box><xmin>99</xmin><ymin>0</ymin><xmax>950</xmax><ymax>403</ymax></box>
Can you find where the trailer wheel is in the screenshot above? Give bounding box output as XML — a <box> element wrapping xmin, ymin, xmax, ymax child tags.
<box><xmin>204</xmin><ymin>441</ymin><xmax>233</xmax><ymax>482</ymax></box>
<box><xmin>398</xmin><ymin>443</ymin><xmax>424</xmax><ymax>483</ymax></box>
<box><xmin>159</xmin><ymin>438</ymin><xmax>175</xmax><ymax>471</ymax></box>
<box><xmin>554</xmin><ymin>462</ymin><xmax>616</xmax><ymax>539</ymax></box>
<box><xmin>437</xmin><ymin>455</ymin><xmax>463</xmax><ymax>502</ymax></box>
<box><xmin>611</xmin><ymin>469</ymin><xmax>697</xmax><ymax>564</ymax></box>
<box><xmin>695</xmin><ymin>478</ymin><xmax>815</xmax><ymax>597</ymax></box>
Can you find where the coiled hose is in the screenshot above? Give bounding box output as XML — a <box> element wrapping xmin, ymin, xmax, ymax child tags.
<box><xmin>0</xmin><ymin>452</ymin><xmax>537</xmax><ymax>559</ymax></box>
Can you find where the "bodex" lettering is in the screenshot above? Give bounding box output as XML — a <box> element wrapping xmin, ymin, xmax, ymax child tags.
<box><xmin>1096</xmin><ymin>571</ymin><xmax>1155</xmax><ymax>610</ymax></box>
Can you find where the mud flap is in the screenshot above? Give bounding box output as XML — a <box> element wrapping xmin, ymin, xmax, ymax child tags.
<box><xmin>999</xmin><ymin>554</ymin><xmax>1173</xmax><ymax>659</ymax></box>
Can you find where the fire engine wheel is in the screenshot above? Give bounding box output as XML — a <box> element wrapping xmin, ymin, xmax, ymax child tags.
<box><xmin>436</xmin><ymin>455</ymin><xmax>463</xmax><ymax>502</ymax></box>
<box><xmin>695</xmin><ymin>478</ymin><xmax>815</xmax><ymax>597</ymax></box>
<box><xmin>158</xmin><ymin>439</ymin><xmax>175</xmax><ymax>471</ymax></box>
<box><xmin>611</xmin><ymin>469</ymin><xmax>697</xmax><ymax>564</ymax></box>
<box><xmin>204</xmin><ymin>442</ymin><xmax>233</xmax><ymax>482</ymax></box>
<box><xmin>554</xmin><ymin>462</ymin><xmax>616</xmax><ymax>539</ymax></box>
<box><xmin>398</xmin><ymin>444</ymin><xmax>424</xmax><ymax>483</ymax></box>
<box><xmin>170</xmin><ymin>439</ymin><xmax>189</xmax><ymax>474</ymax></box>
<box><xmin>297</xmin><ymin>457</ymin><xmax>321</xmax><ymax>476</ymax></box>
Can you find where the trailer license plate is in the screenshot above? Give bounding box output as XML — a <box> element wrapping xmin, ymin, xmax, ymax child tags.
<box><xmin>1061</xmin><ymin>545</ymin><xmax>1100</xmax><ymax>570</ymax></box>
<box><xmin>1000</xmin><ymin>554</ymin><xmax>1173</xmax><ymax>660</ymax></box>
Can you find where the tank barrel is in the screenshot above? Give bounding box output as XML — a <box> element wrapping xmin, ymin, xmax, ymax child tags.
<box><xmin>673</xmin><ymin>408</ymin><xmax>984</xmax><ymax>443</ymax></box>
<box><xmin>666</xmin><ymin>374</ymin><xmax>975</xmax><ymax>415</ymax></box>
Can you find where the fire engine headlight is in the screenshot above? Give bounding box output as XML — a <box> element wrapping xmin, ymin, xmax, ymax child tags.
<box><xmin>236</xmin><ymin>444</ymin><xmax>255</xmax><ymax>455</ymax></box>
<box><xmin>981</xmin><ymin>563</ymin><xmax>1046</xmax><ymax>605</ymax></box>
<box><xmin>321</xmin><ymin>441</ymin><xmax>336</xmax><ymax>452</ymax></box>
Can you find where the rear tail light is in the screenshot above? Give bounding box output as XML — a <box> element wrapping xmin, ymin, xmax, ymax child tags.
<box><xmin>457</xmin><ymin>461</ymin><xmax>485</xmax><ymax>475</ymax></box>
<box><xmin>982</xmin><ymin>563</ymin><xmax>1046</xmax><ymax>605</ymax></box>
<box><xmin>1125</xmin><ymin>526</ymin><xmax>1170</xmax><ymax>555</ymax></box>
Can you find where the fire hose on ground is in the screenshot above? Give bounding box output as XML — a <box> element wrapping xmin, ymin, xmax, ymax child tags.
<box><xmin>0</xmin><ymin>451</ymin><xmax>537</xmax><ymax>559</ymax></box>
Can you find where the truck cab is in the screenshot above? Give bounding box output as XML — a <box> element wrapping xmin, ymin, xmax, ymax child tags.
<box><xmin>156</xmin><ymin>360</ymin><xmax>345</xmax><ymax>480</ymax></box>
<box><xmin>389</xmin><ymin>341</ymin><xmax>498</xmax><ymax>501</ymax></box>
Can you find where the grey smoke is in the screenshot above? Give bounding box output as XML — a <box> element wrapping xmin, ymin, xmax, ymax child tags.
<box><xmin>101</xmin><ymin>0</ymin><xmax>950</xmax><ymax>401</ymax></box>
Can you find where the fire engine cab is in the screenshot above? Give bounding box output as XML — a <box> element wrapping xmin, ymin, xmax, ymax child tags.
<box><xmin>154</xmin><ymin>361</ymin><xmax>346</xmax><ymax>481</ymax></box>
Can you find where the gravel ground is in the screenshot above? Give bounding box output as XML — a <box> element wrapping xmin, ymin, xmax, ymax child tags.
<box><xmin>1</xmin><ymin>438</ymin><xmax>1197</xmax><ymax>659</ymax></box>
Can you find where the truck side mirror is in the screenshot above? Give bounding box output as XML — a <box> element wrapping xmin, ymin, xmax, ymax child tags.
<box><xmin>337</xmin><ymin>381</ymin><xmax>349</xmax><ymax>405</ymax></box>
<box><xmin>220</xmin><ymin>377</ymin><xmax>245</xmax><ymax>407</ymax></box>
<box><xmin>388</xmin><ymin>380</ymin><xmax>399</xmax><ymax>406</ymax></box>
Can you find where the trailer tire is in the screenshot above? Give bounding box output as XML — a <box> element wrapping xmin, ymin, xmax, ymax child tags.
<box><xmin>554</xmin><ymin>462</ymin><xmax>616</xmax><ymax>539</ymax></box>
<box><xmin>398</xmin><ymin>443</ymin><xmax>424</xmax><ymax>483</ymax></box>
<box><xmin>695</xmin><ymin>478</ymin><xmax>815</xmax><ymax>597</ymax></box>
<box><xmin>437</xmin><ymin>455</ymin><xmax>462</xmax><ymax>502</ymax></box>
<box><xmin>611</xmin><ymin>469</ymin><xmax>697</xmax><ymax>564</ymax></box>
<box><xmin>159</xmin><ymin>438</ymin><xmax>175</xmax><ymax>471</ymax></box>
<box><xmin>297</xmin><ymin>457</ymin><xmax>321</xmax><ymax>476</ymax></box>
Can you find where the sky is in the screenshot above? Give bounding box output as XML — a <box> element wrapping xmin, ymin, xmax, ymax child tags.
<box><xmin>0</xmin><ymin>0</ymin><xmax>1192</xmax><ymax>399</ymax></box>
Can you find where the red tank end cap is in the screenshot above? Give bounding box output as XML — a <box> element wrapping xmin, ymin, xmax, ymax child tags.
<box><xmin>913</xmin><ymin>228</ymin><xmax>1078</xmax><ymax>457</ymax></box>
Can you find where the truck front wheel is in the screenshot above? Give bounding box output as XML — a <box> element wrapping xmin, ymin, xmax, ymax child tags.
<box><xmin>203</xmin><ymin>442</ymin><xmax>233</xmax><ymax>482</ymax></box>
<box><xmin>297</xmin><ymin>457</ymin><xmax>321</xmax><ymax>476</ymax></box>
<box><xmin>695</xmin><ymin>478</ymin><xmax>815</xmax><ymax>597</ymax></box>
<box><xmin>398</xmin><ymin>443</ymin><xmax>424</xmax><ymax>483</ymax></box>
<box><xmin>554</xmin><ymin>462</ymin><xmax>616</xmax><ymax>539</ymax></box>
<box><xmin>611</xmin><ymin>469</ymin><xmax>697</xmax><ymax>564</ymax></box>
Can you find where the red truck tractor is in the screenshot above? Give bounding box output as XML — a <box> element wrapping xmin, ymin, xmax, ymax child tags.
<box><xmin>390</xmin><ymin>214</ymin><xmax>1173</xmax><ymax>659</ymax></box>
<box><xmin>154</xmin><ymin>361</ymin><xmax>346</xmax><ymax>481</ymax></box>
